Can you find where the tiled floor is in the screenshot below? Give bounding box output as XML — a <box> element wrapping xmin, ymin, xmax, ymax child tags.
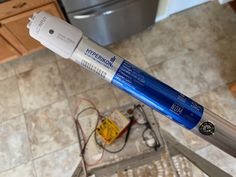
<box><xmin>0</xmin><ymin>2</ymin><xmax>236</xmax><ymax>177</ymax></box>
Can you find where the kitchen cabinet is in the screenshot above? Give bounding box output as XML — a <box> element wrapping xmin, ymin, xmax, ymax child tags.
<box><xmin>230</xmin><ymin>1</ymin><xmax>236</xmax><ymax>12</ymax></box>
<box><xmin>0</xmin><ymin>0</ymin><xmax>64</xmax><ymax>63</ymax></box>
<box><xmin>0</xmin><ymin>34</ymin><xmax>19</xmax><ymax>62</ymax></box>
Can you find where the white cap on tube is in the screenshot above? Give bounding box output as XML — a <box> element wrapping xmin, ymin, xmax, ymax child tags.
<box><xmin>27</xmin><ymin>11</ymin><xmax>83</xmax><ymax>58</ymax></box>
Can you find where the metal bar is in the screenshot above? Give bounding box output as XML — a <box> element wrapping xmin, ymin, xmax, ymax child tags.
<box><xmin>88</xmin><ymin>149</ymin><xmax>164</xmax><ymax>176</ymax></box>
<box><xmin>162</xmin><ymin>130</ymin><xmax>232</xmax><ymax>177</ymax></box>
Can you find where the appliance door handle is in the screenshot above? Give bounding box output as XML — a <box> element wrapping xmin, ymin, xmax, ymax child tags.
<box><xmin>73</xmin><ymin>9</ymin><xmax>117</xmax><ymax>19</ymax></box>
<box><xmin>73</xmin><ymin>0</ymin><xmax>136</xmax><ymax>19</ymax></box>
<box><xmin>73</xmin><ymin>14</ymin><xmax>96</xmax><ymax>19</ymax></box>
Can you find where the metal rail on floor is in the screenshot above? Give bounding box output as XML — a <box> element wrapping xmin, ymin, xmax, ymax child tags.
<box><xmin>163</xmin><ymin>130</ymin><xmax>232</xmax><ymax>177</ymax></box>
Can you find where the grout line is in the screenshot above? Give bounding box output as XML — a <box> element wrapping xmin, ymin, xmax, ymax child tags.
<box><xmin>22</xmin><ymin>96</ymin><xmax>67</xmax><ymax>116</ymax></box>
<box><xmin>0</xmin><ymin>142</ymin><xmax>80</xmax><ymax>176</ymax></box>
<box><xmin>110</xmin><ymin>85</ymin><xmax>122</xmax><ymax>107</ymax></box>
<box><xmin>14</xmin><ymin>68</ymin><xmax>35</xmax><ymax>174</ymax></box>
<box><xmin>55</xmin><ymin>58</ymin><xmax>79</xmax><ymax>144</ymax></box>
<box><xmin>32</xmin><ymin>142</ymin><xmax>79</xmax><ymax>162</ymax></box>
<box><xmin>0</xmin><ymin>114</ymin><xmax>22</xmax><ymax>126</ymax></box>
<box><xmin>0</xmin><ymin>161</ymin><xmax>32</xmax><ymax>175</ymax></box>
<box><xmin>0</xmin><ymin>75</ymin><xmax>23</xmax><ymax>124</ymax></box>
<box><xmin>0</xmin><ymin>61</ymin><xmax>16</xmax><ymax>82</ymax></box>
<box><xmin>191</xmin><ymin>81</ymin><xmax>236</xmax><ymax>100</ymax></box>
<box><xmin>67</xmin><ymin>82</ymin><xmax>109</xmax><ymax>101</ymax></box>
<box><xmin>0</xmin><ymin>73</ymin><xmax>17</xmax><ymax>83</ymax></box>
<box><xmin>54</xmin><ymin>59</ymin><xmax>73</xmax><ymax>98</ymax></box>
<box><xmin>13</xmin><ymin>49</ymin><xmax>57</xmax><ymax>76</ymax></box>
<box><xmin>31</xmin><ymin>160</ymin><xmax>38</xmax><ymax>177</ymax></box>
<box><xmin>56</xmin><ymin>58</ymin><xmax>107</xmax><ymax>99</ymax></box>
<box><xmin>66</xmin><ymin>82</ymin><xmax>120</xmax><ymax>117</ymax></box>
<box><xmin>55</xmin><ymin>58</ymin><xmax>70</xmax><ymax>102</ymax></box>
<box><xmin>55</xmin><ymin>58</ymin><xmax>75</xmax><ymax>119</ymax></box>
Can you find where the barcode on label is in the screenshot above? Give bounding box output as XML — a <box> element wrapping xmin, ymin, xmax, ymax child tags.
<box><xmin>81</xmin><ymin>59</ymin><xmax>107</xmax><ymax>79</ymax></box>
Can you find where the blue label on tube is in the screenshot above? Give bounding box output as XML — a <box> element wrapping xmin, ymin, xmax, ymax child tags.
<box><xmin>111</xmin><ymin>60</ymin><xmax>204</xmax><ymax>129</ymax></box>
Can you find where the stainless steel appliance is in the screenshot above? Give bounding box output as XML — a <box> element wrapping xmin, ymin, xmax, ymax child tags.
<box><xmin>60</xmin><ymin>0</ymin><xmax>158</xmax><ymax>46</ymax></box>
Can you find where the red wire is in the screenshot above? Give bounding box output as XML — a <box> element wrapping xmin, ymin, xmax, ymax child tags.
<box><xmin>75</xmin><ymin>119</ymin><xmax>104</xmax><ymax>167</ymax></box>
<box><xmin>74</xmin><ymin>98</ymin><xmax>104</xmax><ymax>167</ymax></box>
<box><xmin>74</xmin><ymin>97</ymin><xmax>97</xmax><ymax>143</ymax></box>
<box><xmin>76</xmin><ymin>98</ymin><xmax>97</xmax><ymax>112</ymax></box>
<box><xmin>76</xmin><ymin>121</ymin><xmax>86</xmax><ymax>145</ymax></box>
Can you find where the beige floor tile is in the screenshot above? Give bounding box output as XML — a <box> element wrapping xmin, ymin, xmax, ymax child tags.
<box><xmin>196</xmin><ymin>145</ymin><xmax>236</xmax><ymax>176</ymax></box>
<box><xmin>181</xmin><ymin>128</ymin><xmax>210</xmax><ymax>151</ymax></box>
<box><xmin>57</xmin><ymin>59</ymin><xmax>106</xmax><ymax>97</ymax></box>
<box><xmin>0</xmin><ymin>77</ymin><xmax>22</xmax><ymax>123</ymax></box>
<box><xmin>0</xmin><ymin>115</ymin><xmax>31</xmax><ymax>172</ymax></box>
<box><xmin>153</xmin><ymin>110</ymin><xmax>187</xmax><ymax>146</ymax></box>
<box><xmin>149</xmin><ymin>48</ymin><xmax>236</xmax><ymax>98</ymax></box>
<box><xmin>204</xmin><ymin>2</ymin><xmax>236</xmax><ymax>39</ymax></box>
<box><xmin>0</xmin><ymin>61</ymin><xmax>15</xmax><ymax>81</ymax></box>
<box><xmin>69</xmin><ymin>84</ymin><xmax>119</xmax><ymax>116</ymax></box>
<box><xmin>0</xmin><ymin>162</ymin><xmax>36</xmax><ymax>177</ymax></box>
<box><xmin>14</xmin><ymin>49</ymin><xmax>56</xmax><ymax>74</ymax></box>
<box><xmin>169</xmin><ymin>2</ymin><xmax>227</xmax><ymax>51</ymax></box>
<box><xmin>17</xmin><ymin>63</ymin><xmax>65</xmax><ymax>112</ymax></box>
<box><xmin>112</xmin><ymin>86</ymin><xmax>138</xmax><ymax>106</ymax></box>
<box><xmin>138</xmin><ymin>16</ymin><xmax>189</xmax><ymax>66</ymax></box>
<box><xmin>229</xmin><ymin>81</ymin><xmax>236</xmax><ymax>99</ymax></box>
<box><xmin>205</xmin><ymin>38</ymin><xmax>236</xmax><ymax>83</ymax></box>
<box><xmin>25</xmin><ymin>99</ymin><xmax>77</xmax><ymax>158</ymax></box>
<box><xmin>109</xmin><ymin>34</ymin><xmax>149</xmax><ymax>69</ymax></box>
<box><xmin>33</xmin><ymin>143</ymin><xmax>80</xmax><ymax>177</ymax></box>
<box><xmin>194</xmin><ymin>84</ymin><xmax>236</xmax><ymax>125</ymax></box>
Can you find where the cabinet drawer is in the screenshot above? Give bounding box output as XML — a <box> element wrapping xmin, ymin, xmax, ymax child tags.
<box><xmin>1</xmin><ymin>3</ymin><xmax>62</xmax><ymax>54</ymax></box>
<box><xmin>0</xmin><ymin>35</ymin><xmax>20</xmax><ymax>63</ymax></box>
<box><xmin>69</xmin><ymin>0</ymin><xmax>157</xmax><ymax>46</ymax></box>
<box><xmin>61</xmin><ymin>0</ymin><xmax>111</xmax><ymax>12</ymax></box>
<box><xmin>0</xmin><ymin>0</ymin><xmax>52</xmax><ymax>20</ymax></box>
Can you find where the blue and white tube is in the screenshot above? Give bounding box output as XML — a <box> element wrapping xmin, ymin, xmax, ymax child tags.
<box><xmin>27</xmin><ymin>12</ymin><xmax>236</xmax><ymax>157</ymax></box>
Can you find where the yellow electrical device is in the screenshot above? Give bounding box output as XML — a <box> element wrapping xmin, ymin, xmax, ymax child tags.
<box><xmin>96</xmin><ymin>110</ymin><xmax>130</xmax><ymax>144</ymax></box>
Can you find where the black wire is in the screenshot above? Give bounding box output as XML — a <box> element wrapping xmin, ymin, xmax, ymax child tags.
<box><xmin>134</xmin><ymin>104</ymin><xmax>161</xmax><ymax>149</ymax></box>
<box><xmin>74</xmin><ymin>107</ymin><xmax>101</xmax><ymax>155</ymax></box>
<box><xmin>142</xmin><ymin>127</ymin><xmax>149</xmax><ymax>140</ymax></box>
<box><xmin>142</xmin><ymin>127</ymin><xmax>157</xmax><ymax>148</ymax></box>
<box><xmin>133</xmin><ymin>104</ymin><xmax>148</xmax><ymax>125</ymax></box>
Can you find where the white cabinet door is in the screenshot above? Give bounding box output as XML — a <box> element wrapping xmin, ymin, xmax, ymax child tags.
<box><xmin>169</xmin><ymin>0</ymin><xmax>209</xmax><ymax>14</ymax></box>
<box><xmin>156</xmin><ymin>0</ymin><xmax>209</xmax><ymax>21</ymax></box>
